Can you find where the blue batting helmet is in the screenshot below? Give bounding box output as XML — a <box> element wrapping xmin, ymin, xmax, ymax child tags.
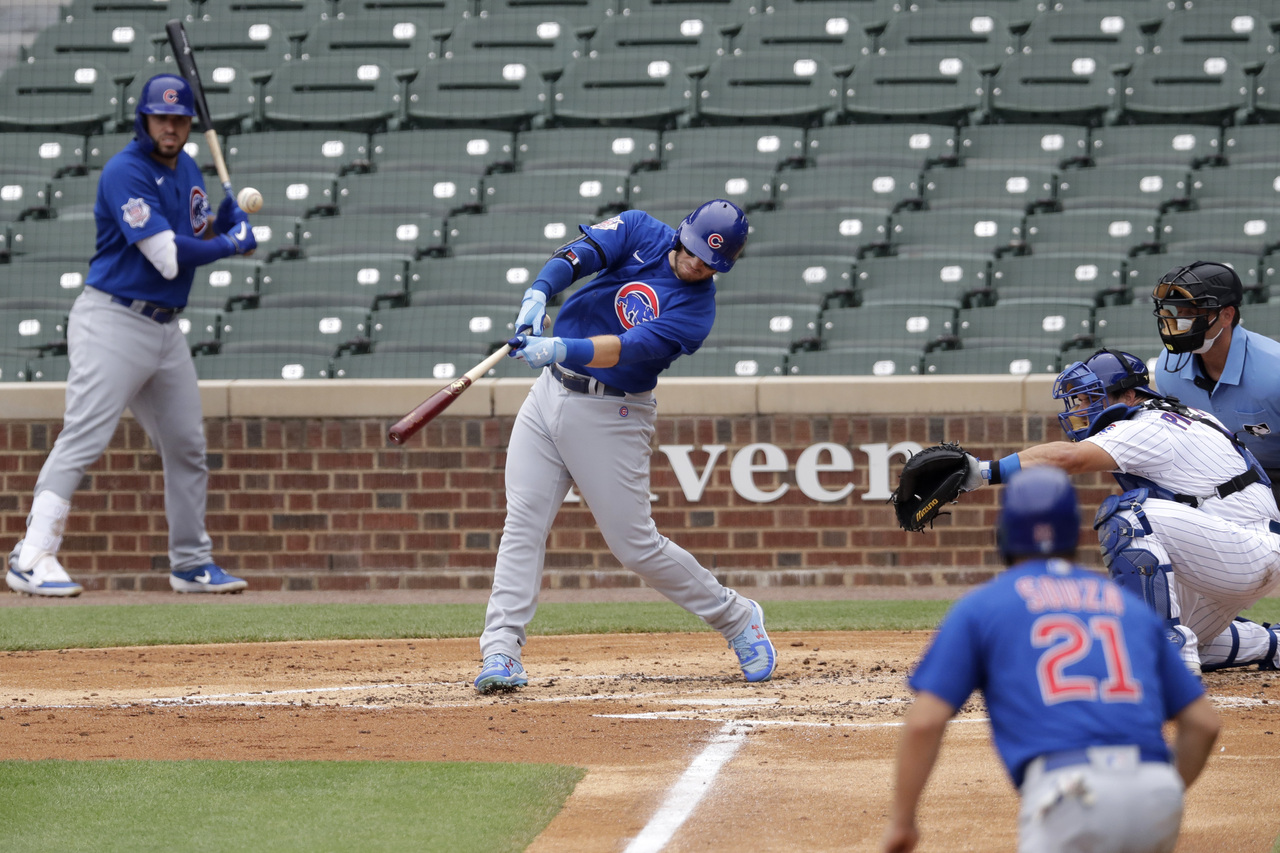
<box><xmin>1052</xmin><ymin>348</ymin><xmax>1155</xmax><ymax>442</ymax></box>
<box><xmin>134</xmin><ymin>74</ymin><xmax>197</xmax><ymax>153</ymax></box>
<box><xmin>998</xmin><ymin>466</ymin><xmax>1080</xmax><ymax>560</ymax></box>
<box><xmin>675</xmin><ymin>199</ymin><xmax>748</xmax><ymax>274</ymax></box>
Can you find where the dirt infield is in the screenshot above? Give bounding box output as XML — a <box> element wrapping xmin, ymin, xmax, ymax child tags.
<box><xmin>2</xmin><ymin>628</ymin><xmax>1278</xmax><ymax>852</ymax></box>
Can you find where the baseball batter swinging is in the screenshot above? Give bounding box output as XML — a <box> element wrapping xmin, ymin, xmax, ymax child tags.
<box><xmin>473</xmin><ymin>200</ymin><xmax>778</xmax><ymax>692</ymax></box>
<box><xmin>6</xmin><ymin>74</ymin><xmax>256</xmax><ymax>597</ymax></box>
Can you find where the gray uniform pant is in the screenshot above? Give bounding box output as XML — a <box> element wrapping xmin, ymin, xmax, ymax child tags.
<box><xmin>34</xmin><ymin>286</ymin><xmax>212</xmax><ymax>571</ymax></box>
<box><xmin>480</xmin><ymin>369</ymin><xmax>751</xmax><ymax>659</ymax></box>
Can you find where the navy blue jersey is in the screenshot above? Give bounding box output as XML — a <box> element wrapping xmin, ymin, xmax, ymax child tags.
<box><xmin>85</xmin><ymin>138</ymin><xmax>211</xmax><ymax>307</ymax></box>
<box><xmin>553</xmin><ymin>211</ymin><xmax>716</xmax><ymax>392</ymax></box>
<box><xmin>909</xmin><ymin>559</ymin><xmax>1205</xmax><ymax>787</ymax></box>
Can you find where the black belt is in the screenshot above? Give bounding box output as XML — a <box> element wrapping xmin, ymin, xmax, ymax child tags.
<box><xmin>111</xmin><ymin>296</ymin><xmax>183</xmax><ymax>325</ymax></box>
<box><xmin>550</xmin><ymin>364</ymin><xmax>626</xmax><ymax>398</ymax></box>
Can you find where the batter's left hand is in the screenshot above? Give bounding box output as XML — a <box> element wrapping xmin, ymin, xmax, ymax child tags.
<box><xmin>214</xmin><ymin>195</ymin><xmax>249</xmax><ymax>236</ymax></box>
<box><xmin>507</xmin><ymin>335</ymin><xmax>566</xmax><ymax>369</ymax></box>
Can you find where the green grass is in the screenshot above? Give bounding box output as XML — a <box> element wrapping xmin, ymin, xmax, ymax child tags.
<box><xmin>0</xmin><ymin>760</ymin><xmax>583</xmax><ymax>853</ymax></box>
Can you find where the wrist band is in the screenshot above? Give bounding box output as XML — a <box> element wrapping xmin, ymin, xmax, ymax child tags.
<box><xmin>562</xmin><ymin>337</ymin><xmax>595</xmax><ymax>365</ymax></box>
<box><xmin>986</xmin><ymin>454</ymin><xmax>1021</xmax><ymax>485</ymax></box>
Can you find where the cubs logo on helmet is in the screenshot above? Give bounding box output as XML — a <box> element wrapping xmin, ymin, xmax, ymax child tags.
<box><xmin>163</xmin><ymin>88</ymin><xmax>179</xmax><ymax>105</ymax></box>
<box><xmin>707</xmin><ymin>233</ymin><xmax>724</xmax><ymax>250</ymax></box>
<box><xmin>615</xmin><ymin>282</ymin><xmax>659</xmax><ymax>329</ymax></box>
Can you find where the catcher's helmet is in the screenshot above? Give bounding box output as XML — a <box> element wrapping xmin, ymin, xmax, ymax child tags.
<box><xmin>675</xmin><ymin>199</ymin><xmax>748</xmax><ymax>274</ymax></box>
<box><xmin>134</xmin><ymin>74</ymin><xmax>197</xmax><ymax>154</ymax></box>
<box><xmin>1053</xmin><ymin>348</ymin><xmax>1155</xmax><ymax>442</ymax></box>
<box><xmin>998</xmin><ymin>466</ymin><xmax>1080</xmax><ymax>560</ymax></box>
<box><xmin>1151</xmin><ymin>261</ymin><xmax>1242</xmax><ymax>356</ymax></box>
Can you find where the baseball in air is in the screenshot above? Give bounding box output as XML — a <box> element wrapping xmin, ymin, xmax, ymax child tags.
<box><xmin>236</xmin><ymin>186</ymin><xmax>263</xmax><ymax>214</ymax></box>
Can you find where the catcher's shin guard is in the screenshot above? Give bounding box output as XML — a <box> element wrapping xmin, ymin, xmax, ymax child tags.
<box><xmin>1095</xmin><ymin>489</ymin><xmax>1181</xmax><ymax>644</ymax></box>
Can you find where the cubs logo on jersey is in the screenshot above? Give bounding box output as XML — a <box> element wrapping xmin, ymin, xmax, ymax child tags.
<box><xmin>121</xmin><ymin>197</ymin><xmax>151</xmax><ymax>229</ymax></box>
<box><xmin>189</xmin><ymin>187</ymin><xmax>210</xmax><ymax>236</ymax></box>
<box><xmin>615</xmin><ymin>282</ymin><xmax>659</xmax><ymax>329</ymax></box>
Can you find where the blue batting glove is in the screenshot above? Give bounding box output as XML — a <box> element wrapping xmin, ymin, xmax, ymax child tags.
<box><xmin>508</xmin><ymin>334</ymin><xmax>565</xmax><ymax>369</ymax></box>
<box><xmin>514</xmin><ymin>287</ymin><xmax>548</xmax><ymax>336</ymax></box>
<box><xmin>222</xmin><ymin>219</ymin><xmax>257</xmax><ymax>255</ymax></box>
<box><xmin>214</xmin><ymin>195</ymin><xmax>249</xmax><ymax>236</ymax></box>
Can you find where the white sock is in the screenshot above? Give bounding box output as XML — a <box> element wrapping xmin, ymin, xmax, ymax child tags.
<box><xmin>18</xmin><ymin>491</ymin><xmax>71</xmax><ymax>570</ymax></box>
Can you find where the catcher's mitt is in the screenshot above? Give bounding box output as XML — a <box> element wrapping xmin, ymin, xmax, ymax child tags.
<box><xmin>891</xmin><ymin>442</ymin><xmax>972</xmax><ymax>533</ymax></box>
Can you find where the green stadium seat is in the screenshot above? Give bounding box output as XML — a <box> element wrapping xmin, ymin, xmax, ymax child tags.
<box><xmin>875</xmin><ymin>8</ymin><xmax>1018</xmax><ymax>67</ymax></box>
<box><xmin>1158</xmin><ymin>208</ymin><xmax>1280</xmax><ymax>257</ymax></box>
<box><xmin>330</xmin><ymin>348</ymin><xmax>490</xmax><ymax>379</ymax></box>
<box><xmin>1092</xmin><ymin>301</ymin><xmax>1160</xmax><ymax>353</ymax></box>
<box><xmin>714</xmin><ymin>254</ymin><xmax>854</xmax><ymax>307</ymax></box>
<box><xmin>151</xmin><ymin>17</ymin><xmax>298</xmax><ymax>76</ymax></box>
<box><xmin>24</xmin><ymin>19</ymin><xmax>156</xmax><ymax>77</ymax></box>
<box><xmin>46</xmin><ymin>176</ymin><xmax>99</xmax><ymax>220</ymax></box>
<box><xmin>263</xmin><ymin>57</ymin><xmax>403</xmax><ymax>132</ymax></box>
<box><xmin>911</xmin><ymin>0</ymin><xmax>1047</xmax><ymax>26</ymax></box>
<box><xmin>63</xmin><ymin>0</ymin><xmax>187</xmax><ymax>28</ymax></box>
<box><xmin>550</xmin><ymin>54</ymin><xmax>695</xmax><ymax>130</ymax></box>
<box><xmin>990</xmin><ymin>253</ymin><xmax>1126</xmax><ymax>306</ymax></box>
<box><xmin>768</xmin><ymin>0</ymin><xmax>900</xmax><ymax>29</ymax></box>
<box><xmin>370</xmin><ymin>303</ymin><xmax>516</xmax><ymax>351</ymax></box>
<box><xmin>628</xmin><ymin>166</ymin><xmax>773</xmax><ymax>215</ymax></box>
<box><xmin>298</xmin><ymin>16</ymin><xmax>438</xmax><ymax>64</ymax></box>
<box><xmin>613</xmin><ymin>0</ymin><xmax>753</xmax><ymax>24</ymax></box>
<box><xmin>818</xmin><ymin>304</ymin><xmax>956</xmax><ymax>349</ymax></box>
<box><xmin>1188</xmin><ymin>165</ymin><xmax>1280</xmax><ymax>211</ymax></box>
<box><xmin>1222</xmin><ymin>125</ymin><xmax>1280</xmax><ymax>167</ymax></box>
<box><xmin>0</xmin><ymin>351</ymin><xmax>30</xmax><ymax>382</ymax></box>
<box><xmin>256</xmin><ymin>257</ymin><xmax>409</xmax><ymax>308</ymax></box>
<box><xmin>192</xmin><ymin>351</ymin><xmax>333</xmax><ymax>379</ymax></box>
<box><xmin>728</xmin><ymin>7</ymin><xmax>873</xmax><ymax>63</ymax></box>
<box><xmin>481</xmin><ymin>169</ymin><xmax>629</xmax><ymax>214</ymax></box>
<box><xmin>853</xmin><ymin>255</ymin><xmax>989</xmax><ymax>309</ymax></box>
<box><xmin>1087</xmin><ymin>124</ymin><xmax>1221</xmax><ymax>169</ymax></box>
<box><xmin>1125</xmin><ymin>251</ymin><xmax>1262</xmax><ymax>305</ymax></box>
<box><xmin>27</xmin><ymin>353</ymin><xmax>72</xmax><ymax>382</ymax></box>
<box><xmin>1150</xmin><ymin>5</ymin><xmax>1278</xmax><ymax>65</ymax></box>
<box><xmin>0</xmin><ymin>259</ymin><xmax>88</xmax><ymax>310</ymax></box>
<box><xmin>921</xmin><ymin>166</ymin><xmax>1056</xmax><ymax>213</ymax></box>
<box><xmin>0</xmin><ymin>308</ymin><xmax>69</xmax><ymax>355</ymax></box>
<box><xmin>1252</xmin><ymin>57</ymin><xmax>1280</xmax><ymax>124</ymax></box>
<box><xmin>193</xmin><ymin>0</ymin><xmax>327</xmax><ymax>37</ymax></box>
<box><xmin>661</xmin><ymin>125</ymin><xmax>806</xmax><ymax>170</ymax></box>
<box><xmin>745</xmin><ymin>208</ymin><xmax>887</xmax><ymax>259</ymax></box>
<box><xmin>8</xmin><ymin>219</ymin><xmax>98</xmax><ymax>261</ymax></box>
<box><xmin>245</xmin><ymin>213</ymin><xmax>302</xmax><ymax>259</ymax></box>
<box><xmin>922</xmin><ymin>344</ymin><xmax>1061</xmax><ymax>376</ymax></box>
<box><xmin>775</xmin><ymin>165</ymin><xmax>922</xmax><ymax>214</ymax></box>
<box><xmin>371</xmin><ymin>129</ymin><xmax>515</xmax><ymax>175</ymax></box>
<box><xmin>229</xmin><ymin>172</ymin><xmax>338</xmax><ymax>218</ymax></box>
<box><xmin>695</xmin><ymin>52</ymin><xmax>842</xmax><ymax>126</ymax></box>
<box><xmin>1054</xmin><ymin>165</ymin><xmax>1189</xmax><ymax>212</ymax></box>
<box><xmin>587</xmin><ymin>10</ymin><xmax>730</xmax><ymax>63</ymax></box>
<box><xmin>702</xmin><ymin>302</ymin><xmax>819</xmax><ymax>349</ymax></box>
<box><xmin>332</xmin><ymin>0</ymin><xmax>469</xmax><ymax>26</ymax></box>
<box><xmin>0</xmin><ymin>178</ymin><xmax>52</xmax><ymax>222</ymax></box>
<box><xmin>842</xmin><ymin>50</ymin><xmax>985</xmax><ymax>125</ymax></box>
<box><xmin>662</xmin><ymin>347</ymin><xmax>788</xmax><ymax>376</ymax></box>
<box><xmin>337</xmin><ymin>171</ymin><xmax>481</xmax><ymax>216</ymax></box>
<box><xmin>957</xmin><ymin>124</ymin><xmax>1089</xmax><ymax>169</ymax></box>
<box><xmin>190</xmin><ymin>257</ymin><xmax>260</xmax><ymax>309</ymax></box>
<box><xmin>1023</xmin><ymin>209</ymin><xmax>1158</xmax><ymax>258</ymax></box>
<box><xmin>124</xmin><ymin>61</ymin><xmax>257</xmax><ymax>134</ymax></box>
<box><xmin>296</xmin><ymin>213</ymin><xmax>444</xmax><ymax>259</ymax></box>
<box><xmin>786</xmin><ymin>346</ymin><xmax>923</xmax><ymax>376</ymax></box>
<box><xmin>1119</xmin><ymin>51</ymin><xmax>1251</xmax><ymax>125</ymax></box>
<box><xmin>218</xmin><ymin>305</ymin><xmax>371</xmax><ymax>355</ymax></box>
<box><xmin>477</xmin><ymin>0</ymin><xmax>616</xmax><ymax>28</ymax></box>
<box><xmin>445</xmin><ymin>210</ymin><xmax>594</xmax><ymax>256</ymax></box>
<box><xmin>807</xmin><ymin>123</ymin><xmax>957</xmax><ymax>170</ymax></box>
<box><xmin>518</xmin><ymin>127</ymin><xmax>659</xmax><ymax>172</ymax></box>
<box><xmin>406</xmin><ymin>56</ymin><xmax>550</xmax><ymax>131</ymax></box>
<box><xmin>176</xmin><ymin>308</ymin><xmax>223</xmax><ymax>351</ymax></box>
<box><xmin>226</xmin><ymin>130</ymin><xmax>372</xmax><ymax>176</ymax></box>
<box><xmin>408</xmin><ymin>255</ymin><xmax>549</xmax><ymax>305</ymax></box>
<box><xmin>955</xmin><ymin>299</ymin><xmax>1094</xmax><ymax>348</ymax></box>
<box><xmin>988</xmin><ymin>50</ymin><xmax>1119</xmax><ymax>127</ymax></box>
<box><xmin>85</xmin><ymin>132</ymin><xmax>133</xmax><ymax>170</ymax></box>
<box><xmin>440</xmin><ymin>14</ymin><xmax>583</xmax><ymax>75</ymax></box>
<box><xmin>887</xmin><ymin>209</ymin><xmax>1025</xmax><ymax>259</ymax></box>
<box><xmin>0</xmin><ymin>132</ymin><xmax>90</xmax><ymax>180</ymax></box>
<box><xmin>0</xmin><ymin>62</ymin><xmax>120</xmax><ymax>134</ymax></box>
<box><xmin>1238</xmin><ymin>302</ymin><xmax>1280</xmax><ymax>338</ymax></box>
<box><xmin>1018</xmin><ymin>7</ymin><xmax>1149</xmax><ymax>63</ymax></box>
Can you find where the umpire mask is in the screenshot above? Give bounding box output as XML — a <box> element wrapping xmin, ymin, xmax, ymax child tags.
<box><xmin>1151</xmin><ymin>261</ymin><xmax>1241</xmax><ymax>356</ymax></box>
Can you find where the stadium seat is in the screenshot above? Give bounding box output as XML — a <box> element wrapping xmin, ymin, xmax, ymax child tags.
<box><xmin>695</xmin><ymin>52</ymin><xmax>842</xmax><ymax>126</ymax></box>
<box><xmin>661</xmin><ymin>125</ymin><xmax>806</xmax><ymax>170</ymax></box>
<box><xmin>1252</xmin><ymin>57</ymin><xmax>1280</xmax><ymax>124</ymax></box>
<box><xmin>853</xmin><ymin>255</ymin><xmax>989</xmax><ymax>309</ymax></box>
<box><xmin>627</xmin><ymin>166</ymin><xmax>774</xmax><ymax>214</ymax></box>
<box><xmin>192</xmin><ymin>0</ymin><xmax>327</xmax><ymax>34</ymax></box>
<box><xmin>1087</xmin><ymin>124</ymin><xmax>1222</xmax><ymax>169</ymax></box>
<box><xmin>1149</xmin><ymin>5</ymin><xmax>1277</xmax><ymax>65</ymax></box>
<box><xmin>775</xmin><ymin>165</ymin><xmax>922</xmax><ymax>214</ymax></box>
<box><xmin>701</xmin><ymin>302</ymin><xmax>819</xmax><ymax>349</ymax></box>
<box><xmin>63</xmin><ymin>0</ymin><xmax>185</xmax><ymax>28</ymax></box>
<box><xmin>406</xmin><ymin>56</ymin><xmax>550</xmax><ymax>131</ymax></box>
<box><xmin>1188</xmin><ymin>165</ymin><xmax>1280</xmax><ymax>211</ymax></box>
<box><xmin>299</xmin><ymin>16</ymin><xmax>438</xmax><ymax>64</ymax></box>
<box><xmin>613</xmin><ymin>0</ymin><xmax>754</xmax><ymax>24</ymax></box>
<box><xmin>226</xmin><ymin>130</ymin><xmax>371</xmax><ymax>176</ymax></box>
<box><xmin>550</xmin><ymin>54</ymin><xmax>695</xmax><ymax>129</ymax></box>
<box><xmin>1222</xmin><ymin>125</ymin><xmax>1280</xmax><ymax>167</ymax></box>
<box><xmin>330</xmin><ymin>348</ymin><xmax>490</xmax><ymax>380</ymax></box>
<box><xmin>0</xmin><ymin>178</ymin><xmax>52</xmax><ymax>222</ymax></box>
<box><xmin>842</xmin><ymin>50</ymin><xmax>985</xmax><ymax>125</ymax></box>
<box><xmin>0</xmin><ymin>62</ymin><xmax>119</xmax><ymax>134</ymax></box>
<box><xmin>0</xmin><ymin>308</ymin><xmax>69</xmax><ymax>355</ymax></box>
<box><xmin>84</xmin><ymin>132</ymin><xmax>133</xmax><ymax>171</ymax></box>
<box><xmin>661</xmin><ymin>347</ymin><xmax>788</xmax><ymax>376</ymax></box>
<box><xmin>920</xmin><ymin>166</ymin><xmax>1055</xmax><ymax>213</ymax></box>
<box><xmin>245</xmin><ymin>214</ymin><xmax>303</xmax><ymax>260</ymax></box>
<box><xmin>27</xmin><ymin>353</ymin><xmax>71</xmax><ymax>382</ymax></box>
<box><xmin>1119</xmin><ymin>52</ymin><xmax>1251</xmax><ymax>126</ymax></box>
<box><xmin>0</xmin><ymin>260</ymin><xmax>88</xmax><ymax>310</ymax></box>
<box><xmin>370</xmin><ymin>303</ymin><xmax>516</xmax><ymax>351</ymax></box>
<box><xmin>909</xmin><ymin>0</ymin><xmax>1045</xmax><ymax>27</ymax></box>
<box><xmin>47</xmin><ymin>176</ymin><xmax>100</xmax><ymax>220</ymax></box>
<box><xmin>0</xmin><ymin>132</ymin><xmax>89</xmax><ymax>180</ymax></box>
<box><xmin>481</xmin><ymin>169</ymin><xmax>629</xmax><ymax>215</ymax></box>
<box><xmin>745</xmin><ymin>208</ymin><xmax>887</xmax><ymax>259</ymax></box>
<box><xmin>887</xmin><ymin>209</ymin><xmax>1025</xmax><ymax>260</ymax></box>
<box><xmin>255</xmin><ymin>257</ymin><xmax>408</xmax><ymax>309</ymax></box>
<box><xmin>408</xmin><ymin>255</ymin><xmax>549</xmax><ymax>305</ymax></box>
<box><xmin>230</xmin><ymin>173</ymin><xmax>337</xmax><ymax>218</ymax></box>
<box><xmin>0</xmin><ymin>351</ymin><xmax>29</xmax><ymax>382</ymax></box>
<box><xmin>440</xmin><ymin>14</ymin><xmax>583</xmax><ymax>76</ymax></box>
<box><xmin>990</xmin><ymin>253</ymin><xmax>1126</xmax><ymax>306</ymax></box>
<box><xmin>296</xmin><ymin>213</ymin><xmax>444</xmax><ymax>259</ymax></box>
<box><xmin>217</xmin><ymin>305</ymin><xmax>371</xmax><ymax>356</ymax></box>
<box><xmin>1017</xmin><ymin>7</ymin><xmax>1149</xmax><ymax>64</ymax></box>
<box><xmin>1092</xmin><ymin>301</ymin><xmax>1160</xmax><ymax>353</ymax></box>
<box><xmin>1054</xmin><ymin>165</ymin><xmax>1189</xmax><ymax>212</ymax></box>
<box><xmin>957</xmin><ymin>124</ymin><xmax>1089</xmax><ymax>169</ymax></box>
<box><xmin>1158</xmin><ymin>208</ymin><xmax>1280</xmax><ymax>257</ymax></box>
<box><xmin>774</xmin><ymin>0</ymin><xmax>900</xmax><ymax>29</ymax></box>
<box><xmin>263</xmin><ymin>57</ymin><xmax>403</xmax><ymax>132</ymax></box>
<box><xmin>371</xmin><ymin>129</ymin><xmax>516</xmax><ymax>175</ymax></box>
<box><xmin>332</xmin><ymin>0</ymin><xmax>470</xmax><ymax>27</ymax></box>
<box><xmin>8</xmin><ymin>219</ymin><xmax>98</xmax><ymax>261</ymax></box>
<box><xmin>477</xmin><ymin>0</ymin><xmax>615</xmax><ymax>27</ymax></box>
<box><xmin>1124</xmin><ymin>251</ymin><xmax>1262</xmax><ymax>305</ymax></box>
<box><xmin>874</xmin><ymin>8</ymin><xmax>1017</xmax><ymax>67</ymax></box>
<box><xmin>190</xmin><ymin>257</ymin><xmax>259</xmax><ymax>310</ymax></box>
<box><xmin>1239</xmin><ymin>302</ymin><xmax>1280</xmax><ymax>338</ymax></box>
<box><xmin>445</xmin><ymin>210</ymin><xmax>594</xmax><ymax>256</ymax></box>
<box><xmin>818</xmin><ymin>304</ymin><xmax>956</xmax><ymax>349</ymax></box>
<box><xmin>786</xmin><ymin>346</ymin><xmax>923</xmax><ymax>376</ymax></box>
<box><xmin>337</xmin><ymin>171</ymin><xmax>481</xmax><ymax>217</ymax></box>
<box><xmin>922</xmin><ymin>344</ymin><xmax>1061</xmax><ymax>376</ymax></box>
<box><xmin>176</xmin><ymin>308</ymin><xmax>222</xmax><ymax>351</ymax></box>
<box><xmin>987</xmin><ymin>50</ymin><xmax>1119</xmax><ymax>126</ymax></box>
<box><xmin>714</xmin><ymin>255</ymin><xmax>854</xmax><ymax>307</ymax></box>
<box><xmin>1023</xmin><ymin>209</ymin><xmax>1158</xmax><ymax>258</ymax></box>
<box><xmin>806</xmin><ymin>123</ymin><xmax>957</xmax><ymax>170</ymax></box>
<box><xmin>586</xmin><ymin>10</ymin><xmax>729</xmax><ymax>64</ymax></box>
<box><xmin>728</xmin><ymin>7</ymin><xmax>873</xmax><ymax>64</ymax></box>
<box><xmin>955</xmin><ymin>299</ymin><xmax>1094</xmax><ymax>349</ymax></box>
<box><xmin>24</xmin><ymin>19</ymin><xmax>156</xmax><ymax>77</ymax></box>
<box><xmin>151</xmin><ymin>17</ymin><xmax>298</xmax><ymax>77</ymax></box>
<box><xmin>193</xmin><ymin>351</ymin><xmax>332</xmax><ymax>380</ymax></box>
<box><xmin>518</xmin><ymin>127</ymin><xmax>660</xmax><ymax>172</ymax></box>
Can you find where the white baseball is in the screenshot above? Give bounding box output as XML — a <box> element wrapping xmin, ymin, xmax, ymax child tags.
<box><xmin>237</xmin><ymin>186</ymin><xmax>263</xmax><ymax>214</ymax></box>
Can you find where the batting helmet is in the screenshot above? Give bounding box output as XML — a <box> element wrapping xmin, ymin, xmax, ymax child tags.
<box><xmin>998</xmin><ymin>466</ymin><xmax>1080</xmax><ymax>561</ymax></box>
<box><xmin>1151</xmin><ymin>260</ymin><xmax>1242</xmax><ymax>356</ymax></box>
<box><xmin>675</xmin><ymin>199</ymin><xmax>748</xmax><ymax>274</ymax></box>
<box><xmin>134</xmin><ymin>74</ymin><xmax>197</xmax><ymax>154</ymax></box>
<box><xmin>1052</xmin><ymin>348</ymin><xmax>1155</xmax><ymax>442</ymax></box>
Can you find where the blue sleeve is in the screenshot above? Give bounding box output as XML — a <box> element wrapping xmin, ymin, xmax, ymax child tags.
<box><xmin>175</xmin><ymin>233</ymin><xmax>236</xmax><ymax>267</ymax></box>
<box><xmin>530</xmin><ymin>236</ymin><xmax>608</xmax><ymax>298</ymax></box>
<box><xmin>98</xmin><ymin>157</ymin><xmax>174</xmax><ymax>245</ymax></box>
<box><xmin>907</xmin><ymin>594</ymin><xmax>986</xmax><ymax>710</ymax></box>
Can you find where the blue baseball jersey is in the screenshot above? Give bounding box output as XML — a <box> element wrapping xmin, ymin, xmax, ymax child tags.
<box><xmin>909</xmin><ymin>558</ymin><xmax>1205</xmax><ymax>787</ymax></box>
<box><xmin>552</xmin><ymin>210</ymin><xmax>716</xmax><ymax>393</ymax></box>
<box><xmin>85</xmin><ymin>138</ymin><xmax>212</xmax><ymax>308</ymax></box>
<box><xmin>1155</xmin><ymin>328</ymin><xmax>1280</xmax><ymax>469</ymax></box>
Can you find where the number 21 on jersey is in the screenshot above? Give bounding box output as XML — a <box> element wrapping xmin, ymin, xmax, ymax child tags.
<box><xmin>1033</xmin><ymin>614</ymin><xmax>1144</xmax><ymax>704</ymax></box>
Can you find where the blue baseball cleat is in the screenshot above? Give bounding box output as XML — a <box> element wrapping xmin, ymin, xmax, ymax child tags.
<box><xmin>7</xmin><ymin>541</ymin><xmax>83</xmax><ymax>597</ymax></box>
<box><xmin>730</xmin><ymin>599</ymin><xmax>777</xmax><ymax>683</ymax></box>
<box><xmin>474</xmin><ymin>653</ymin><xmax>528</xmax><ymax>693</ymax></box>
<box><xmin>169</xmin><ymin>563</ymin><xmax>248</xmax><ymax>594</ymax></box>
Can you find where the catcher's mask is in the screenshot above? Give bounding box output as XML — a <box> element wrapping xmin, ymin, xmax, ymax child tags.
<box><xmin>998</xmin><ymin>467</ymin><xmax>1079</xmax><ymax>560</ymax></box>
<box><xmin>1151</xmin><ymin>261</ymin><xmax>1242</xmax><ymax>363</ymax></box>
<box><xmin>1053</xmin><ymin>348</ymin><xmax>1154</xmax><ymax>442</ymax></box>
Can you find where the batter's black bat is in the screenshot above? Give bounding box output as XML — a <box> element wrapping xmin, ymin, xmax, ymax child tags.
<box><xmin>388</xmin><ymin>345</ymin><xmax>513</xmax><ymax>445</ymax></box>
<box><xmin>165</xmin><ymin>19</ymin><xmax>235</xmax><ymax>202</ymax></box>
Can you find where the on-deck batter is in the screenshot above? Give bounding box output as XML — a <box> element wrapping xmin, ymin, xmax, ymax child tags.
<box><xmin>473</xmin><ymin>200</ymin><xmax>777</xmax><ymax>692</ymax></box>
<box><xmin>6</xmin><ymin>74</ymin><xmax>256</xmax><ymax>597</ymax></box>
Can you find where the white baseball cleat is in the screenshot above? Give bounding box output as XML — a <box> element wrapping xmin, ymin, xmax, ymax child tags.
<box><xmin>6</xmin><ymin>540</ymin><xmax>83</xmax><ymax>597</ymax></box>
<box><xmin>169</xmin><ymin>564</ymin><xmax>248</xmax><ymax>593</ymax></box>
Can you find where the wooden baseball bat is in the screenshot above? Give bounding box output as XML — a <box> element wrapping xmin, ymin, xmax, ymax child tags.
<box><xmin>164</xmin><ymin>19</ymin><xmax>234</xmax><ymax>202</ymax></box>
<box><xmin>388</xmin><ymin>345</ymin><xmax>513</xmax><ymax>445</ymax></box>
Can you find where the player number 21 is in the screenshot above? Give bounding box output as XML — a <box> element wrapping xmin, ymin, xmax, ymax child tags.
<box><xmin>1032</xmin><ymin>614</ymin><xmax>1143</xmax><ymax>704</ymax></box>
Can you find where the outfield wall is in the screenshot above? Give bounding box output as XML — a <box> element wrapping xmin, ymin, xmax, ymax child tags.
<box><xmin>0</xmin><ymin>375</ymin><xmax>1112</xmax><ymax>592</ymax></box>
